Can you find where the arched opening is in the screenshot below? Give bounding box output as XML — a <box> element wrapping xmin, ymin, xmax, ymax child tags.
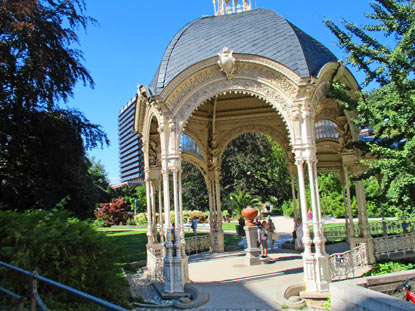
<box><xmin>220</xmin><ymin>132</ymin><xmax>291</xmax><ymax>218</ymax></box>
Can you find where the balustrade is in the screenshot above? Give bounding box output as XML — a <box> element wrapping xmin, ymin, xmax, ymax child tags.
<box><xmin>184</xmin><ymin>234</ymin><xmax>210</xmax><ymax>255</ymax></box>
<box><xmin>373</xmin><ymin>232</ymin><xmax>415</xmax><ymax>260</ymax></box>
<box><xmin>320</xmin><ymin>220</ymin><xmax>409</xmax><ymax>241</ymax></box>
<box><xmin>328</xmin><ymin>243</ymin><xmax>369</xmax><ymax>281</ymax></box>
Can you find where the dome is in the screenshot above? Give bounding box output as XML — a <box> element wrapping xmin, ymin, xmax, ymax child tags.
<box><xmin>149</xmin><ymin>8</ymin><xmax>337</xmax><ymax>95</ymax></box>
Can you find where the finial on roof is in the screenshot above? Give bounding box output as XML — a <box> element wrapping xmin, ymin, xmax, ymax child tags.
<box><xmin>213</xmin><ymin>0</ymin><xmax>252</xmax><ymax>16</ymax></box>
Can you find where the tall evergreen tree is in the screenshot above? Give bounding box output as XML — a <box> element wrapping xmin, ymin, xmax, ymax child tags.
<box><xmin>324</xmin><ymin>0</ymin><xmax>415</xmax><ymax>218</ymax></box>
<box><xmin>0</xmin><ymin>0</ymin><xmax>108</xmax><ymax>216</ymax></box>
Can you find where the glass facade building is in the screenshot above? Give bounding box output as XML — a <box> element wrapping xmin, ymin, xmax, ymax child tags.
<box><xmin>118</xmin><ymin>96</ymin><xmax>144</xmax><ymax>184</ymax></box>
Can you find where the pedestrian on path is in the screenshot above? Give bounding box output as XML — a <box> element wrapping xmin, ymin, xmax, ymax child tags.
<box><xmin>259</xmin><ymin>220</ymin><xmax>268</xmax><ymax>257</ymax></box>
<box><xmin>266</xmin><ymin>217</ymin><xmax>276</xmax><ymax>250</ymax></box>
<box><xmin>308</xmin><ymin>209</ymin><xmax>313</xmax><ymax>221</ymax></box>
<box><xmin>294</xmin><ymin>218</ymin><xmax>303</xmax><ymax>250</ymax></box>
<box><xmin>192</xmin><ymin>216</ymin><xmax>198</xmax><ymax>236</ymax></box>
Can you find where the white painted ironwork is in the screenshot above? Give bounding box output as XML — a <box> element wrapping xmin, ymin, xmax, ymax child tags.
<box><xmin>329</xmin><ymin>243</ymin><xmax>369</xmax><ymax>281</ymax></box>
<box><xmin>373</xmin><ymin>232</ymin><xmax>415</xmax><ymax>260</ymax></box>
<box><xmin>213</xmin><ymin>0</ymin><xmax>252</xmax><ymax>16</ymax></box>
<box><xmin>147</xmin><ymin>244</ymin><xmax>164</xmax><ymax>281</ymax></box>
<box><xmin>321</xmin><ymin>220</ymin><xmax>409</xmax><ymax>241</ymax></box>
<box><xmin>315</xmin><ymin>119</ymin><xmax>339</xmax><ymax>140</ymax></box>
<box><xmin>184</xmin><ymin>234</ymin><xmax>211</xmax><ymax>255</ymax></box>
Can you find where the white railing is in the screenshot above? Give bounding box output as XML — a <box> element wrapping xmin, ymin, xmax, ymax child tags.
<box><xmin>329</xmin><ymin>243</ymin><xmax>369</xmax><ymax>281</ymax></box>
<box><xmin>146</xmin><ymin>244</ymin><xmax>164</xmax><ymax>281</ymax></box>
<box><xmin>321</xmin><ymin>220</ymin><xmax>409</xmax><ymax>241</ymax></box>
<box><xmin>373</xmin><ymin>232</ymin><xmax>415</xmax><ymax>260</ymax></box>
<box><xmin>184</xmin><ymin>234</ymin><xmax>210</xmax><ymax>255</ymax></box>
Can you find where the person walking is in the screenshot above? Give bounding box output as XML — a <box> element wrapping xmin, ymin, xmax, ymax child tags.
<box><xmin>294</xmin><ymin>217</ymin><xmax>304</xmax><ymax>250</ymax></box>
<box><xmin>191</xmin><ymin>216</ymin><xmax>198</xmax><ymax>236</ymax></box>
<box><xmin>258</xmin><ymin>220</ymin><xmax>269</xmax><ymax>258</ymax></box>
<box><xmin>266</xmin><ymin>217</ymin><xmax>276</xmax><ymax>250</ymax></box>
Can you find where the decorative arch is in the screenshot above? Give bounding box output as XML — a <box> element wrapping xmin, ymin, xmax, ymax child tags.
<box><xmin>141</xmin><ymin>108</ymin><xmax>162</xmax><ymax>169</ymax></box>
<box><xmin>217</xmin><ymin>124</ymin><xmax>289</xmax><ymax>166</ymax></box>
<box><xmin>175</xmin><ymin>79</ymin><xmax>295</xmax><ymax>146</ymax></box>
<box><xmin>181</xmin><ymin>151</ymin><xmax>208</xmax><ymax>181</ymax></box>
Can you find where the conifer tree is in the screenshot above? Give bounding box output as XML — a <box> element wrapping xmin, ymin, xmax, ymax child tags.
<box><xmin>324</xmin><ymin>0</ymin><xmax>415</xmax><ymax>218</ymax></box>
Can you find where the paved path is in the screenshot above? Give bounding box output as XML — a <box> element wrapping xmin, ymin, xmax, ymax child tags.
<box><xmin>187</xmin><ymin>216</ymin><xmax>303</xmax><ymax>310</ymax></box>
<box><xmin>186</xmin><ymin>216</ymin><xmax>353</xmax><ymax>310</ymax></box>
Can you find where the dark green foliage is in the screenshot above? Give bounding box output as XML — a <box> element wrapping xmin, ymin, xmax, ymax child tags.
<box><xmin>0</xmin><ymin>209</ymin><xmax>129</xmax><ymax>308</ymax></box>
<box><xmin>87</xmin><ymin>157</ymin><xmax>112</xmax><ymax>205</ymax></box>
<box><xmin>181</xmin><ymin>161</ymin><xmax>209</xmax><ymax>211</ymax></box>
<box><xmin>228</xmin><ymin>190</ymin><xmax>261</xmax><ymax>216</ymax></box>
<box><xmin>324</xmin><ymin>0</ymin><xmax>415</xmax><ymax>219</ymax></box>
<box><xmin>221</xmin><ymin>133</ymin><xmax>290</xmax><ymax>209</ymax></box>
<box><xmin>110</xmin><ymin>184</ymin><xmax>147</xmax><ymax>214</ymax></box>
<box><xmin>365</xmin><ymin>261</ymin><xmax>415</xmax><ymax>276</ymax></box>
<box><xmin>0</xmin><ymin>0</ymin><xmax>109</xmax><ymax>218</ymax></box>
<box><xmin>0</xmin><ymin>109</ymin><xmax>106</xmax><ymax>218</ymax></box>
<box><xmin>0</xmin><ymin>0</ymin><xmax>94</xmax><ymax>110</ymax></box>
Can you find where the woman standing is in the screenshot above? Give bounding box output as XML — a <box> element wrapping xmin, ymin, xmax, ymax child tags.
<box><xmin>266</xmin><ymin>217</ymin><xmax>276</xmax><ymax>250</ymax></box>
<box><xmin>294</xmin><ymin>217</ymin><xmax>304</xmax><ymax>250</ymax></box>
<box><xmin>259</xmin><ymin>220</ymin><xmax>269</xmax><ymax>258</ymax></box>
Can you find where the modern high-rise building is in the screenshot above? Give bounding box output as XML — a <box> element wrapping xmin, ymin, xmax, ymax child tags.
<box><xmin>118</xmin><ymin>96</ymin><xmax>144</xmax><ymax>185</ymax></box>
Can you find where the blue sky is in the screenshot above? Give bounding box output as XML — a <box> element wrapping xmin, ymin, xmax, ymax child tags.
<box><xmin>68</xmin><ymin>1</ymin><xmax>372</xmax><ymax>185</ymax></box>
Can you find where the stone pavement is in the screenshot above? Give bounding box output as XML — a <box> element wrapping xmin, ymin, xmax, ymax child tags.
<box><xmin>186</xmin><ymin>216</ymin><xmax>351</xmax><ymax>310</ymax></box>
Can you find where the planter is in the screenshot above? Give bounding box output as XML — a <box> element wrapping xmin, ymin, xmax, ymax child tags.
<box><xmin>241</xmin><ymin>206</ymin><xmax>258</xmax><ymax>227</ymax></box>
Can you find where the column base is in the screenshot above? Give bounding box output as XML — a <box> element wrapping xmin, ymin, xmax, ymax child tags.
<box><xmin>302</xmin><ymin>253</ymin><xmax>330</xmax><ymax>293</ymax></box>
<box><xmin>350</xmin><ymin>236</ymin><xmax>375</xmax><ymax>264</ymax></box>
<box><xmin>210</xmin><ymin>230</ymin><xmax>225</xmax><ymax>253</ymax></box>
<box><xmin>163</xmin><ymin>256</ymin><xmax>185</xmax><ymax>294</ymax></box>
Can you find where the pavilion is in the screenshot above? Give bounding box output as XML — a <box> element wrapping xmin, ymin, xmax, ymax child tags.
<box><xmin>133</xmin><ymin>0</ymin><xmax>376</xmax><ymax>296</ymax></box>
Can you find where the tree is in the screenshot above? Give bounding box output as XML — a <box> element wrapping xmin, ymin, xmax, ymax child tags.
<box><xmin>0</xmin><ymin>0</ymin><xmax>108</xmax><ymax>216</ymax></box>
<box><xmin>87</xmin><ymin>157</ymin><xmax>112</xmax><ymax>206</ymax></box>
<box><xmin>228</xmin><ymin>190</ymin><xmax>261</xmax><ymax>216</ymax></box>
<box><xmin>181</xmin><ymin>161</ymin><xmax>209</xmax><ymax>211</ymax></box>
<box><xmin>221</xmin><ymin>133</ymin><xmax>290</xmax><ymax>207</ymax></box>
<box><xmin>324</xmin><ymin>0</ymin><xmax>415</xmax><ymax>219</ymax></box>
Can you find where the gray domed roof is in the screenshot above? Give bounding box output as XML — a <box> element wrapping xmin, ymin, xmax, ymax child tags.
<box><xmin>150</xmin><ymin>8</ymin><xmax>337</xmax><ymax>95</ymax></box>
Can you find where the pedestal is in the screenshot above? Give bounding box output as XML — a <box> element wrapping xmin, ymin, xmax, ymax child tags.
<box><xmin>163</xmin><ymin>256</ymin><xmax>185</xmax><ymax>295</ymax></box>
<box><xmin>244</xmin><ymin>225</ymin><xmax>260</xmax><ymax>266</ymax></box>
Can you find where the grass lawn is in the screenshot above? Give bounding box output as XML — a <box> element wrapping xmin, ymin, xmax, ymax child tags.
<box><xmin>222</xmin><ymin>221</ymin><xmax>238</xmax><ymax>231</ymax></box>
<box><xmin>106</xmin><ymin>230</ymin><xmax>242</xmax><ymax>265</ymax></box>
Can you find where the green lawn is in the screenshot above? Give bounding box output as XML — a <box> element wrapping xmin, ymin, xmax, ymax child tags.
<box><xmin>106</xmin><ymin>230</ymin><xmax>242</xmax><ymax>265</ymax></box>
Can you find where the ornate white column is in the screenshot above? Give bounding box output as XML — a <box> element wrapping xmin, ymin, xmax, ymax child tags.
<box><xmin>351</xmin><ymin>165</ymin><xmax>369</xmax><ymax>239</ymax></box>
<box><xmin>348</xmin><ymin>163</ymin><xmax>375</xmax><ymax>264</ymax></box>
<box><xmin>145</xmin><ymin>176</ymin><xmax>154</xmax><ymax>245</ymax></box>
<box><xmin>214</xmin><ymin>170</ymin><xmax>224</xmax><ymax>250</ymax></box>
<box><xmin>312</xmin><ymin>160</ymin><xmax>327</xmax><ymax>255</ymax></box>
<box><xmin>150</xmin><ymin>178</ymin><xmax>158</xmax><ymax>241</ymax></box>
<box><xmin>342</xmin><ymin>165</ymin><xmax>355</xmax><ymax>240</ymax></box>
<box><xmin>289</xmin><ymin>165</ymin><xmax>299</xmax><ymax>219</ymax></box>
<box><xmin>307</xmin><ymin>158</ymin><xmax>329</xmax><ymax>292</ymax></box>
<box><xmin>158</xmin><ymin>178</ymin><xmax>165</xmax><ymax>244</ymax></box>
<box><xmin>207</xmin><ymin>170</ymin><xmax>224</xmax><ymax>253</ymax></box>
<box><xmin>295</xmin><ymin>157</ymin><xmax>316</xmax><ymax>291</ymax></box>
<box><xmin>172</xmin><ymin>167</ymin><xmax>182</xmax><ymax>259</ymax></box>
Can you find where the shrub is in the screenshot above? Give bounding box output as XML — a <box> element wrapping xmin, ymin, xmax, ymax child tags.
<box><xmin>365</xmin><ymin>261</ymin><xmax>415</xmax><ymax>276</ymax></box>
<box><xmin>95</xmin><ymin>198</ymin><xmax>133</xmax><ymax>226</ymax></box>
<box><xmin>135</xmin><ymin>212</ymin><xmax>147</xmax><ymax>225</ymax></box>
<box><xmin>0</xmin><ymin>209</ymin><xmax>129</xmax><ymax>308</ymax></box>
